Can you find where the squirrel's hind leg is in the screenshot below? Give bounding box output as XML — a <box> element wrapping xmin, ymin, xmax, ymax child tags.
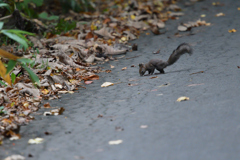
<box><xmin>160</xmin><ymin>69</ymin><xmax>165</xmax><ymax>74</ymax></box>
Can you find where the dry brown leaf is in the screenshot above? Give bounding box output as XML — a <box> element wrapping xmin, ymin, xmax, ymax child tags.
<box><xmin>85</xmin><ymin>32</ymin><xmax>94</xmax><ymax>40</ymax></box>
<box><xmin>83</xmin><ymin>75</ymin><xmax>99</xmax><ymax>81</ymax></box>
<box><xmin>43</xmin><ymin>103</ymin><xmax>51</xmax><ymax>108</ymax></box>
<box><xmin>94</xmin><ymin>27</ymin><xmax>115</xmax><ymax>39</ymax></box>
<box><xmin>150</xmin><ymin>76</ymin><xmax>158</xmax><ymax>79</ymax></box>
<box><xmin>102</xmin><ymin>45</ymin><xmax>127</xmax><ymax>55</ymax></box>
<box><xmin>105</xmin><ymin>70</ymin><xmax>112</xmax><ymax>73</ymax></box>
<box><xmin>122</xmin><ymin>67</ymin><xmax>127</xmax><ymax>70</ymax></box>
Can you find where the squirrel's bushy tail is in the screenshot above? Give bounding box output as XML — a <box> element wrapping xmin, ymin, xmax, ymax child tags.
<box><xmin>167</xmin><ymin>43</ymin><xmax>193</xmax><ymax>66</ymax></box>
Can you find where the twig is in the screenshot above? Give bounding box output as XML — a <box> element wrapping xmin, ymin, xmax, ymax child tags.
<box><xmin>189</xmin><ymin>71</ymin><xmax>204</xmax><ymax>75</ymax></box>
<box><xmin>0</xmin><ymin>15</ymin><xmax>13</xmax><ymax>21</ymax></box>
<box><xmin>126</xmin><ymin>55</ymin><xmax>141</xmax><ymax>60</ymax></box>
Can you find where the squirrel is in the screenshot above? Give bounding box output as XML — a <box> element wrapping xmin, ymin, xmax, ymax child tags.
<box><xmin>139</xmin><ymin>43</ymin><xmax>193</xmax><ymax>76</ymax></box>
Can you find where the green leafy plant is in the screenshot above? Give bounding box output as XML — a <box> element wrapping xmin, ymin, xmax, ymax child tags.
<box><xmin>53</xmin><ymin>19</ymin><xmax>76</xmax><ymax>34</ymax></box>
<box><xmin>0</xmin><ymin>22</ymin><xmax>39</xmax><ymax>86</ymax></box>
<box><xmin>0</xmin><ymin>106</ymin><xmax>6</xmax><ymax>115</ymax></box>
<box><xmin>0</xmin><ymin>22</ymin><xmax>35</xmax><ymax>49</ymax></box>
<box><xmin>39</xmin><ymin>12</ymin><xmax>59</xmax><ymax>21</ymax></box>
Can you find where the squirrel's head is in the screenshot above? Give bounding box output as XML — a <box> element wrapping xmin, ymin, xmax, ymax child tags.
<box><xmin>139</xmin><ymin>63</ymin><xmax>146</xmax><ymax>76</ymax></box>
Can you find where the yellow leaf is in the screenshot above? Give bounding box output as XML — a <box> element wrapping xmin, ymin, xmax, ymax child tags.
<box><xmin>177</xmin><ymin>96</ymin><xmax>190</xmax><ymax>102</ymax></box>
<box><xmin>131</xmin><ymin>15</ymin><xmax>136</xmax><ymax>20</ymax></box>
<box><xmin>228</xmin><ymin>29</ymin><xmax>237</xmax><ymax>33</ymax></box>
<box><xmin>0</xmin><ymin>49</ymin><xmax>20</xmax><ymax>60</ymax></box>
<box><xmin>122</xmin><ymin>67</ymin><xmax>127</xmax><ymax>70</ymax></box>
<box><xmin>41</xmin><ymin>89</ymin><xmax>49</xmax><ymax>95</ymax></box>
<box><xmin>0</xmin><ymin>60</ymin><xmax>11</xmax><ymax>86</ymax></box>
<box><xmin>238</xmin><ymin>7</ymin><xmax>240</xmax><ymax>10</ymax></box>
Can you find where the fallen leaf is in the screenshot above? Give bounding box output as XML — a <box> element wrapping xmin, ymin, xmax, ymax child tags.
<box><xmin>178</xmin><ymin>25</ymin><xmax>188</xmax><ymax>31</ymax></box>
<box><xmin>140</xmin><ymin>125</ymin><xmax>148</xmax><ymax>129</ymax></box>
<box><xmin>177</xmin><ymin>96</ymin><xmax>190</xmax><ymax>102</ymax></box>
<box><xmin>200</xmin><ymin>14</ymin><xmax>206</xmax><ymax>17</ymax></box>
<box><xmin>43</xmin><ymin>103</ymin><xmax>51</xmax><ymax>108</ymax></box>
<box><xmin>150</xmin><ymin>76</ymin><xmax>158</xmax><ymax>79</ymax></box>
<box><xmin>153</xmin><ymin>49</ymin><xmax>160</xmax><ymax>54</ymax></box>
<box><xmin>228</xmin><ymin>29</ymin><xmax>237</xmax><ymax>33</ymax></box>
<box><xmin>55</xmin><ymin>83</ymin><xmax>63</xmax><ymax>89</ymax></box>
<box><xmin>122</xmin><ymin>67</ymin><xmax>127</xmax><ymax>70</ymax></box>
<box><xmin>101</xmin><ymin>82</ymin><xmax>114</xmax><ymax>87</ymax></box>
<box><xmin>41</xmin><ymin>89</ymin><xmax>49</xmax><ymax>95</ymax></box>
<box><xmin>110</xmin><ymin>65</ymin><xmax>115</xmax><ymax>68</ymax></box>
<box><xmin>58</xmin><ymin>91</ymin><xmax>74</xmax><ymax>94</ymax></box>
<box><xmin>94</xmin><ymin>27</ymin><xmax>114</xmax><ymax>39</ymax></box>
<box><xmin>105</xmin><ymin>70</ymin><xmax>112</xmax><ymax>73</ymax></box>
<box><xmin>215</xmin><ymin>12</ymin><xmax>225</xmax><ymax>17</ymax></box>
<box><xmin>85</xmin><ymin>81</ymin><xmax>93</xmax><ymax>84</ymax></box>
<box><xmin>131</xmin><ymin>14</ymin><xmax>136</xmax><ymax>20</ymax></box>
<box><xmin>83</xmin><ymin>75</ymin><xmax>99</xmax><ymax>81</ymax></box>
<box><xmin>108</xmin><ymin>140</ymin><xmax>123</xmax><ymax>145</ymax></box>
<box><xmin>4</xmin><ymin>155</ymin><xmax>25</xmax><ymax>160</ymax></box>
<box><xmin>28</xmin><ymin>137</ymin><xmax>44</xmax><ymax>144</ymax></box>
<box><xmin>187</xmin><ymin>83</ymin><xmax>204</xmax><ymax>87</ymax></box>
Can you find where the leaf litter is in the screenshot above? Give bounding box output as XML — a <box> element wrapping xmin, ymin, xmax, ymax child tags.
<box><xmin>0</xmin><ymin>0</ymin><xmax>211</xmax><ymax>142</ymax></box>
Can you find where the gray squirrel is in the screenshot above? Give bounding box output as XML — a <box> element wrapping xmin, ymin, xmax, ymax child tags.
<box><xmin>139</xmin><ymin>43</ymin><xmax>193</xmax><ymax>76</ymax></box>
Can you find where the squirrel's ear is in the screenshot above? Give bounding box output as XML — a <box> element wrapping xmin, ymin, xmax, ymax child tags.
<box><xmin>139</xmin><ymin>63</ymin><xmax>143</xmax><ymax>67</ymax></box>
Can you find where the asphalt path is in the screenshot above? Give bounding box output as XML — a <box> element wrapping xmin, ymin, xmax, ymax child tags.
<box><xmin>1</xmin><ymin>0</ymin><xmax>240</xmax><ymax>159</ymax></box>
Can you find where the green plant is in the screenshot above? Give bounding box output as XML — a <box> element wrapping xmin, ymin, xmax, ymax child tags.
<box><xmin>0</xmin><ymin>21</ymin><xmax>39</xmax><ymax>86</ymax></box>
<box><xmin>53</xmin><ymin>19</ymin><xmax>76</xmax><ymax>34</ymax></box>
<box><xmin>0</xmin><ymin>22</ymin><xmax>35</xmax><ymax>49</ymax></box>
<box><xmin>0</xmin><ymin>106</ymin><xmax>6</xmax><ymax>115</ymax></box>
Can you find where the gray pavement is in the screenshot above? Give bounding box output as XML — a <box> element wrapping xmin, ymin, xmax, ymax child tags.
<box><xmin>1</xmin><ymin>0</ymin><xmax>240</xmax><ymax>159</ymax></box>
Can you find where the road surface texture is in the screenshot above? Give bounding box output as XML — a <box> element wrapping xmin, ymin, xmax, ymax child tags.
<box><xmin>1</xmin><ymin>0</ymin><xmax>240</xmax><ymax>159</ymax></box>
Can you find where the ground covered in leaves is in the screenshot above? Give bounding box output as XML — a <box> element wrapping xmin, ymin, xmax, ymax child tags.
<box><xmin>0</xmin><ymin>0</ymin><xmax>209</xmax><ymax>144</ymax></box>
